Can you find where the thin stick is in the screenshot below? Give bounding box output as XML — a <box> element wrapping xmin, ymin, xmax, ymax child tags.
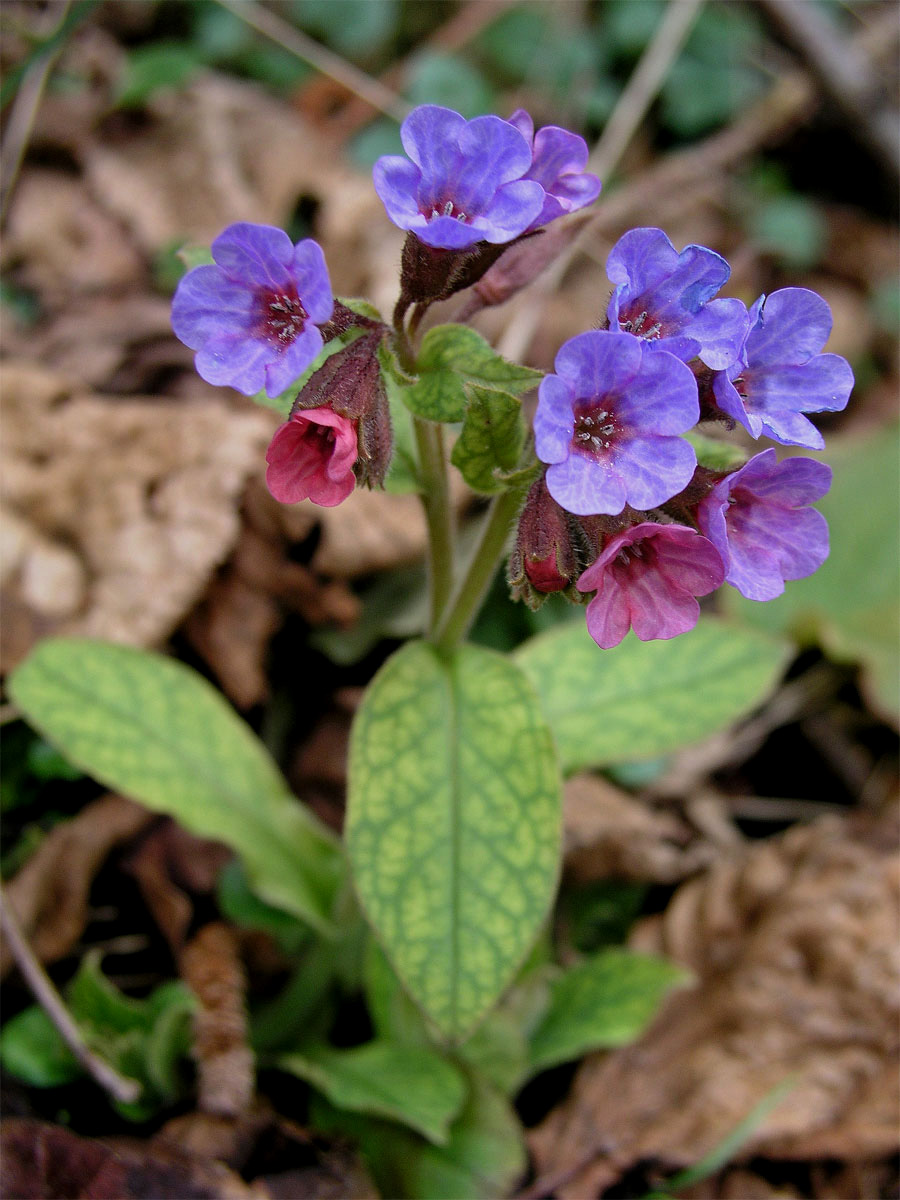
<box><xmin>586</xmin><ymin>0</ymin><xmax>705</xmax><ymax>183</ymax></box>
<box><xmin>0</xmin><ymin>887</ymin><xmax>141</xmax><ymax>1105</ymax></box>
<box><xmin>215</xmin><ymin>0</ymin><xmax>409</xmax><ymax>124</ymax></box>
<box><xmin>0</xmin><ymin>1</ymin><xmax>75</xmax><ymax>225</ymax></box>
<box><xmin>497</xmin><ymin>0</ymin><xmax>704</xmax><ymax>363</ymax></box>
<box><xmin>757</xmin><ymin>0</ymin><xmax>899</xmax><ymax>178</ymax></box>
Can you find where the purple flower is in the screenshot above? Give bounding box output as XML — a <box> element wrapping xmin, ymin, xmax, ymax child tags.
<box><xmin>577</xmin><ymin>522</ymin><xmax>725</xmax><ymax>649</ymax></box>
<box><xmin>696</xmin><ymin>449</ymin><xmax>831</xmax><ymax>600</ymax></box>
<box><xmin>507</xmin><ymin>109</ymin><xmax>601</xmax><ymax>230</ymax></box>
<box><xmin>712</xmin><ymin>288</ymin><xmax>854</xmax><ymax>450</ymax></box>
<box><xmin>373</xmin><ymin>105</ymin><xmax>545</xmax><ymax>250</ymax></box>
<box><xmin>172</xmin><ymin>223</ymin><xmax>334</xmax><ymax>399</ymax></box>
<box><xmin>606</xmin><ymin>227</ymin><xmax>748</xmax><ymax>370</ymax></box>
<box><xmin>534</xmin><ymin>330</ymin><xmax>699</xmax><ymax>516</ymax></box>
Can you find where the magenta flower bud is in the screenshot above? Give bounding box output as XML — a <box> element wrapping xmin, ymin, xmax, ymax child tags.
<box><xmin>577</xmin><ymin>522</ymin><xmax>725</xmax><ymax>649</ymax></box>
<box><xmin>508</xmin><ymin>474</ymin><xmax>588</xmax><ymax>609</ymax></box>
<box><xmin>525</xmin><ymin>552</ymin><xmax>571</xmax><ymax>594</ymax></box>
<box><xmin>265</xmin><ymin>406</ymin><xmax>358</xmax><ymax>508</ymax></box>
<box><xmin>171</xmin><ymin>223</ymin><xmax>334</xmax><ymax>399</ymax></box>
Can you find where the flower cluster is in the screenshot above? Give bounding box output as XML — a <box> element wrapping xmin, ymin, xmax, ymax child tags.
<box><xmin>523</xmin><ymin>226</ymin><xmax>852</xmax><ymax>648</ymax></box>
<box><xmin>170</xmin><ymin>104</ymin><xmax>852</xmax><ymax>657</ymax></box>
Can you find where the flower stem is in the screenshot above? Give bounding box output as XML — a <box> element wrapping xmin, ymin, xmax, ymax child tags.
<box><xmin>413</xmin><ymin>417</ymin><xmax>455</xmax><ymax>632</ymax></box>
<box><xmin>433</xmin><ymin>486</ymin><xmax>523</xmax><ymax>657</ymax></box>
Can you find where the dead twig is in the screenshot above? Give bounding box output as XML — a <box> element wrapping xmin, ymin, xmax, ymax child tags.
<box><xmin>497</xmin><ymin>0</ymin><xmax>705</xmax><ymax>362</ymax></box>
<box><xmin>214</xmin><ymin>0</ymin><xmax>409</xmax><ymax>124</ymax></box>
<box><xmin>496</xmin><ymin>4</ymin><xmax>899</xmax><ymax>362</ymax></box>
<box><xmin>0</xmin><ymin>2</ymin><xmax>74</xmax><ymax>225</ymax></box>
<box><xmin>322</xmin><ymin>0</ymin><xmax>521</xmax><ymax>141</ymax></box>
<box><xmin>757</xmin><ymin>0</ymin><xmax>900</xmax><ymax>179</ymax></box>
<box><xmin>0</xmin><ymin>886</ymin><xmax>142</xmax><ymax>1106</ymax></box>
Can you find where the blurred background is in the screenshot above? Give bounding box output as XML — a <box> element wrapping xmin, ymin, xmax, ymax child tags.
<box><xmin>1</xmin><ymin>2</ymin><xmax>898</xmax><ymax>1197</ymax></box>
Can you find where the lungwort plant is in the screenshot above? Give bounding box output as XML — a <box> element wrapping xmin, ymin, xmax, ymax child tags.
<box><xmin>8</xmin><ymin>103</ymin><xmax>852</xmax><ymax>1195</ymax></box>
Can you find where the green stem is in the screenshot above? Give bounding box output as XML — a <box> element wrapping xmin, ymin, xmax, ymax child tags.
<box><xmin>433</xmin><ymin>487</ymin><xmax>523</xmax><ymax>657</ymax></box>
<box><xmin>393</xmin><ymin>306</ymin><xmax>455</xmax><ymax>637</ymax></box>
<box><xmin>414</xmin><ymin>417</ymin><xmax>455</xmax><ymax>633</ymax></box>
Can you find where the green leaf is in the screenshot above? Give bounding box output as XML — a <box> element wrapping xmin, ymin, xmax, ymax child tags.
<box><xmin>0</xmin><ymin>954</ymin><xmax>194</xmax><ymax>1118</ymax></box>
<box><xmin>292</xmin><ymin>0</ymin><xmax>399</xmax><ymax>56</ymax></box>
<box><xmin>402</xmin><ymin>326</ymin><xmax>543</xmax><ymax>423</ymax></box>
<box><xmin>457</xmin><ymin>968</ymin><xmax>552</xmax><ymax>1095</ymax></box>
<box><xmin>724</xmin><ymin>429</ymin><xmax>900</xmax><ymax>720</ymax></box>
<box><xmin>279</xmin><ymin>1041</ymin><xmax>466</xmax><ymax>1145</ymax></box>
<box><xmin>310</xmin><ymin>1071</ymin><xmax>526</xmax><ymax>1200</ymax></box>
<box><xmin>364</xmin><ymin>937</ymin><xmax>431</xmax><ymax>1047</ymax></box>
<box><xmin>401</xmin><ymin>1073</ymin><xmax>527</xmax><ymax>1200</ymax></box>
<box><xmin>347</xmin><ymin>641</ymin><xmax>561</xmax><ymax>1040</ymax></box>
<box><xmin>515</xmin><ymin>617</ymin><xmax>790</xmax><ymax>771</ymax></box>
<box><xmin>406</xmin><ymin>51</ymin><xmax>495</xmax><ymax>118</ymax></box>
<box><xmin>0</xmin><ymin>1006</ymin><xmax>81</xmax><ymax>1087</ymax></box>
<box><xmin>529</xmin><ymin>949</ymin><xmax>691</xmax><ymax>1072</ymax></box>
<box><xmin>450</xmin><ymin>385</ymin><xmax>524</xmax><ymax>494</ymax></box>
<box><xmin>9</xmin><ymin>639</ymin><xmax>344</xmax><ymax>933</ymax></box>
<box><xmin>216</xmin><ymin>859</ymin><xmax>311</xmax><ymax>955</ymax></box>
<box><xmin>748</xmin><ymin>195</ymin><xmax>827</xmax><ymax>270</ymax></box>
<box><xmin>684</xmin><ymin>429</ymin><xmax>748</xmax><ymax>472</ymax></box>
<box><xmin>116</xmin><ymin>41</ymin><xmax>203</xmax><ymax>108</ymax></box>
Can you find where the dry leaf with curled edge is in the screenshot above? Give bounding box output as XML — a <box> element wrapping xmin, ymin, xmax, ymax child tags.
<box><xmin>0</xmin><ymin>361</ymin><xmax>277</xmax><ymax>669</ymax></box>
<box><xmin>83</xmin><ymin>74</ymin><xmax>376</xmax><ymax>268</ymax></box>
<box><xmin>183</xmin><ymin>511</ymin><xmax>359</xmax><ymax>710</ymax></box>
<box><xmin>563</xmin><ymin>773</ymin><xmax>721</xmax><ymax>885</ymax></box>
<box><xmin>3</xmin><ymin>169</ymin><xmax>144</xmax><ymax>299</ymax></box>
<box><xmin>0</xmin><ymin>794</ymin><xmax>153</xmax><ymax>979</ymax></box>
<box><xmin>529</xmin><ymin>815</ymin><xmax>900</xmax><ymax>1198</ymax></box>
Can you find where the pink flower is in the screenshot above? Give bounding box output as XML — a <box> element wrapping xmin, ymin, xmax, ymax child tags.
<box><xmin>576</xmin><ymin>522</ymin><xmax>725</xmax><ymax>649</ymax></box>
<box><xmin>265</xmin><ymin>406</ymin><xmax>357</xmax><ymax>508</ymax></box>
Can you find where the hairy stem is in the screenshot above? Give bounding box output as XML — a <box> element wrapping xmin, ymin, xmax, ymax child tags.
<box><xmin>433</xmin><ymin>487</ymin><xmax>523</xmax><ymax>656</ymax></box>
<box><xmin>413</xmin><ymin>417</ymin><xmax>455</xmax><ymax>632</ymax></box>
<box><xmin>393</xmin><ymin>306</ymin><xmax>456</xmax><ymax>636</ymax></box>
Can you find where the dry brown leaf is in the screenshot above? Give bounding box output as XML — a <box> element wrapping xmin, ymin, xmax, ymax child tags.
<box><xmin>0</xmin><ymin>361</ymin><xmax>277</xmax><ymax>668</ymax></box>
<box><xmin>123</xmin><ymin>820</ymin><xmax>232</xmax><ymax>958</ymax></box>
<box><xmin>679</xmin><ymin>1168</ymin><xmax>803</xmax><ymax>1199</ymax></box>
<box><xmin>563</xmin><ymin>774</ymin><xmax>722</xmax><ymax>885</ymax></box>
<box><xmin>3</xmin><ymin>168</ymin><xmax>144</xmax><ymax>297</ymax></box>
<box><xmin>156</xmin><ymin>1107</ymin><xmax>378</xmax><ymax>1200</ymax></box>
<box><xmin>0</xmin><ymin>794</ymin><xmax>153</xmax><ymax>979</ymax></box>
<box><xmin>182</xmin><ymin>922</ymin><xmax>255</xmax><ymax>1119</ymax></box>
<box><xmin>0</xmin><ymin>1119</ymin><xmax>260</xmax><ymax>1199</ymax></box>
<box><xmin>529</xmin><ymin>815</ymin><xmax>900</xmax><ymax>1198</ymax></box>
<box><xmin>2</xmin><ymin>293</ymin><xmax>179</xmax><ymax>390</ymax></box>
<box><xmin>308</xmin><ymin>486</ymin><xmax>432</xmax><ymax>578</ymax></box>
<box><xmin>183</xmin><ymin>514</ymin><xmax>359</xmax><ymax>709</ymax></box>
<box><xmin>82</xmin><ymin>74</ymin><xmax>378</xmax><ymax>274</ymax></box>
<box><xmin>183</xmin><ymin>570</ymin><xmax>283</xmax><ymax>711</ymax></box>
